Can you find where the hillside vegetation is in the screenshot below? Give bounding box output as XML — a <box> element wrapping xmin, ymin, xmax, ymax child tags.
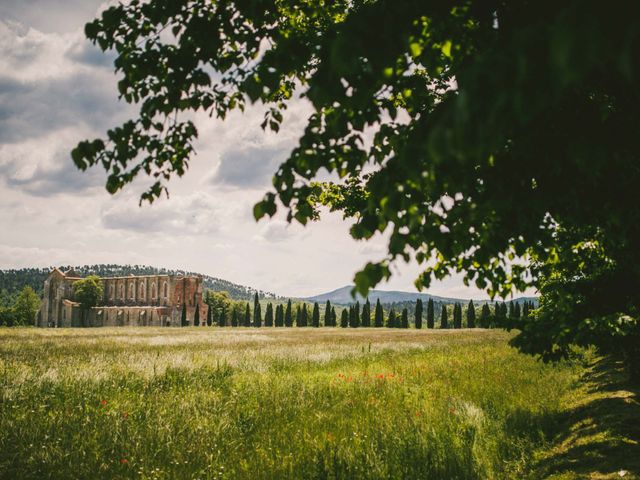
<box><xmin>0</xmin><ymin>265</ymin><xmax>277</xmax><ymax>301</ymax></box>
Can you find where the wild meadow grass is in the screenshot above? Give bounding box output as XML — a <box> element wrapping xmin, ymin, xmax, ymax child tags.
<box><xmin>0</xmin><ymin>328</ymin><xmax>582</xmax><ymax>479</ymax></box>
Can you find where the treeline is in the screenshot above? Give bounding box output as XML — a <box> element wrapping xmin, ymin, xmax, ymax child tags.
<box><xmin>204</xmin><ymin>293</ymin><xmax>538</xmax><ymax>330</ymax></box>
<box><xmin>0</xmin><ymin>265</ymin><xmax>278</xmax><ymax>301</ymax></box>
<box><xmin>0</xmin><ymin>286</ymin><xmax>40</xmax><ymax>326</ymax></box>
<box><xmin>0</xmin><ymin>268</ymin><xmax>50</xmax><ymax>297</ymax></box>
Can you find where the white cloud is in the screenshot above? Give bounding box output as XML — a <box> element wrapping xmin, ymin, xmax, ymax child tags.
<box><xmin>0</xmin><ymin>0</ymin><xmax>107</xmax><ymax>35</ymax></box>
<box><xmin>0</xmin><ymin>127</ymin><xmax>106</xmax><ymax>194</ymax></box>
<box><xmin>101</xmin><ymin>192</ymin><xmax>224</xmax><ymax>236</ymax></box>
<box><xmin>212</xmin><ymin>144</ymin><xmax>287</xmax><ymax>188</ymax></box>
<box><xmin>253</xmin><ymin>220</ymin><xmax>310</xmax><ymax>243</ymax></box>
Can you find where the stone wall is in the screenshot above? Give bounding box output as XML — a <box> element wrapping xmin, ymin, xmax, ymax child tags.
<box><xmin>39</xmin><ymin>269</ymin><xmax>208</xmax><ymax>327</ymax></box>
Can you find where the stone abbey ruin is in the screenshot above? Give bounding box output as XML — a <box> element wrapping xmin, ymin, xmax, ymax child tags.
<box><xmin>39</xmin><ymin>268</ymin><xmax>208</xmax><ymax>327</ymax></box>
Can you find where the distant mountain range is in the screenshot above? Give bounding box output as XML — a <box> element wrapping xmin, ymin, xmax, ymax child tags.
<box><xmin>303</xmin><ymin>285</ymin><xmax>538</xmax><ymax>306</ymax></box>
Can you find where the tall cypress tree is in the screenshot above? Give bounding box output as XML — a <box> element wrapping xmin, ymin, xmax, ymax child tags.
<box><xmin>353</xmin><ymin>301</ymin><xmax>361</xmax><ymax>328</ymax></box>
<box><xmin>440</xmin><ymin>304</ymin><xmax>448</xmax><ymax>329</ymax></box>
<box><xmin>401</xmin><ymin>308</ymin><xmax>409</xmax><ymax>328</ymax></box>
<box><xmin>206</xmin><ymin>305</ymin><xmax>212</xmax><ymax>327</ymax></box>
<box><xmin>194</xmin><ymin>304</ymin><xmax>200</xmax><ymax>326</ymax></box>
<box><xmin>218</xmin><ymin>309</ymin><xmax>225</xmax><ymax>327</ymax></box>
<box><xmin>285</xmin><ymin>299</ymin><xmax>293</xmax><ymax>327</ymax></box>
<box><xmin>324</xmin><ymin>300</ymin><xmax>332</xmax><ymax>326</ymax></box>
<box><xmin>242</xmin><ymin>303</ymin><xmax>250</xmax><ymax>327</ymax></box>
<box><xmin>276</xmin><ymin>304</ymin><xmax>284</xmax><ymax>327</ymax></box>
<box><xmin>340</xmin><ymin>308</ymin><xmax>349</xmax><ymax>328</ymax></box>
<box><xmin>362</xmin><ymin>298</ymin><xmax>371</xmax><ymax>327</ymax></box>
<box><xmin>427</xmin><ymin>299</ymin><xmax>435</xmax><ymax>328</ymax></box>
<box><xmin>374</xmin><ymin>299</ymin><xmax>384</xmax><ymax>327</ymax></box>
<box><xmin>514</xmin><ymin>302</ymin><xmax>521</xmax><ymax>319</ymax></box>
<box><xmin>522</xmin><ymin>301</ymin><xmax>530</xmax><ymax>318</ymax></box>
<box><xmin>301</xmin><ymin>304</ymin><xmax>309</xmax><ymax>327</ymax></box>
<box><xmin>295</xmin><ymin>305</ymin><xmax>302</xmax><ymax>327</ymax></box>
<box><xmin>312</xmin><ymin>302</ymin><xmax>320</xmax><ymax>327</ymax></box>
<box><xmin>508</xmin><ymin>301</ymin><xmax>515</xmax><ymax>319</ymax></box>
<box><xmin>181</xmin><ymin>303</ymin><xmax>187</xmax><ymax>327</ymax></box>
<box><xmin>253</xmin><ymin>292</ymin><xmax>261</xmax><ymax>327</ymax></box>
<box><xmin>231</xmin><ymin>307</ymin><xmax>238</xmax><ymax>327</ymax></box>
<box><xmin>414</xmin><ymin>299</ymin><xmax>423</xmax><ymax>329</ymax></box>
<box><xmin>466</xmin><ymin>300</ymin><xmax>476</xmax><ymax>328</ymax></box>
<box><xmin>454</xmin><ymin>303</ymin><xmax>462</xmax><ymax>328</ymax></box>
<box><xmin>265</xmin><ymin>303</ymin><xmax>274</xmax><ymax>327</ymax></box>
<box><xmin>387</xmin><ymin>308</ymin><xmax>397</xmax><ymax>328</ymax></box>
<box><xmin>480</xmin><ymin>304</ymin><xmax>491</xmax><ymax>327</ymax></box>
<box><xmin>331</xmin><ymin>307</ymin><xmax>337</xmax><ymax>327</ymax></box>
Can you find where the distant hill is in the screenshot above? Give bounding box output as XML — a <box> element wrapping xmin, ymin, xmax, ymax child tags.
<box><xmin>304</xmin><ymin>285</ymin><xmax>460</xmax><ymax>305</ymax></box>
<box><xmin>304</xmin><ymin>285</ymin><xmax>538</xmax><ymax>306</ymax></box>
<box><xmin>0</xmin><ymin>265</ymin><xmax>278</xmax><ymax>301</ymax></box>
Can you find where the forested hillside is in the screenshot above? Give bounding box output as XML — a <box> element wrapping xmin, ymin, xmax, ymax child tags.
<box><xmin>0</xmin><ymin>265</ymin><xmax>277</xmax><ymax>301</ymax></box>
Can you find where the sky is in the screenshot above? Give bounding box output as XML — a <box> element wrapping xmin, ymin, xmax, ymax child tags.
<box><xmin>0</xmin><ymin>1</ymin><xmax>518</xmax><ymax>300</ymax></box>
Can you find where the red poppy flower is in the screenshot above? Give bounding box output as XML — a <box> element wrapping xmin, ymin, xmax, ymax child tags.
<box><xmin>100</xmin><ymin>400</ymin><xmax>107</xmax><ymax>406</ymax></box>
<box><xmin>120</xmin><ymin>458</ymin><xmax>128</xmax><ymax>465</ymax></box>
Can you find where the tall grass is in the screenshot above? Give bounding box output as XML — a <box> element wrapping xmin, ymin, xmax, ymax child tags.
<box><xmin>0</xmin><ymin>328</ymin><xmax>581</xmax><ymax>479</ymax></box>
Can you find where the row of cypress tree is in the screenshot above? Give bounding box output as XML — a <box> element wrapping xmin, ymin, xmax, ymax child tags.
<box><xmin>202</xmin><ymin>293</ymin><xmax>536</xmax><ymax>329</ymax></box>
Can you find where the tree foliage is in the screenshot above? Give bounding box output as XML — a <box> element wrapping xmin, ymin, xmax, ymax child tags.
<box><xmin>361</xmin><ymin>299</ymin><xmax>371</xmax><ymax>327</ymax></box>
<box><xmin>401</xmin><ymin>308</ymin><xmax>409</xmax><ymax>329</ymax></box>
<box><xmin>76</xmin><ymin>0</ymin><xmax>640</xmax><ymax>375</ymax></box>
<box><xmin>253</xmin><ymin>292</ymin><xmax>262</xmax><ymax>327</ymax></box>
<box><xmin>11</xmin><ymin>286</ymin><xmax>41</xmax><ymax>326</ymax></box>
<box><xmin>312</xmin><ymin>302</ymin><xmax>320</xmax><ymax>327</ymax></box>
<box><xmin>426</xmin><ymin>299</ymin><xmax>435</xmax><ymax>329</ymax></box>
<box><xmin>324</xmin><ymin>300</ymin><xmax>332</xmax><ymax>327</ymax></box>
<box><xmin>414</xmin><ymin>298</ymin><xmax>423</xmax><ymax>329</ymax></box>
<box><xmin>74</xmin><ymin>276</ymin><xmax>104</xmax><ymax>312</ymax></box>
<box><xmin>284</xmin><ymin>299</ymin><xmax>293</xmax><ymax>327</ymax></box>
<box><xmin>265</xmin><ymin>302</ymin><xmax>274</xmax><ymax>327</ymax></box>
<box><xmin>440</xmin><ymin>305</ymin><xmax>448</xmax><ymax>329</ymax></box>
<box><xmin>466</xmin><ymin>300</ymin><xmax>476</xmax><ymax>328</ymax></box>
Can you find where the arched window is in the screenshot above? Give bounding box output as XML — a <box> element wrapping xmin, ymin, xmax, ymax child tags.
<box><xmin>139</xmin><ymin>282</ymin><xmax>146</xmax><ymax>301</ymax></box>
<box><xmin>119</xmin><ymin>284</ymin><xmax>125</xmax><ymax>300</ymax></box>
<box><xmin>129</xmin><ymin>283</ymin><xmax>135</xmax><ymax>300</ymax></box>
<box><xmin>163</xmin><ymin>281</ymin><xmax>168</xmax><ymax>298</ymax></box>
<box><xmin>151</xmin><ymin>282</ymin><xmax>157</xmax><ymax>299</ymax></box>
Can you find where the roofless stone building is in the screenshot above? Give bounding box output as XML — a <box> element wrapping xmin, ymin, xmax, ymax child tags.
<box><xmin>38</xmin><ymin>268</ymin><xmax>208</xmax><ymax>327</ymax></box>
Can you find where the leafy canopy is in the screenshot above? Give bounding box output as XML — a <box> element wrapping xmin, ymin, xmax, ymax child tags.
<box><xmin>74</xmin><ymin>1</ymin><xmax>640</xmax><ymax>369</ymax></box>
<box><xmin>12</xmin><ymin>286</ymin><xmax>41</xmax><ymax>326</ymax></box>
<box><xmin>73</xmin><ymin>275</ymin><xmax>104</xmax><ymax>311</ymax></box>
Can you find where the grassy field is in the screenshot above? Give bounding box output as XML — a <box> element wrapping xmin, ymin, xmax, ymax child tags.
<box><xmin>0</xmin><ymin>328</ymin><xmax>634</xmax><ymax>479</ymax></box>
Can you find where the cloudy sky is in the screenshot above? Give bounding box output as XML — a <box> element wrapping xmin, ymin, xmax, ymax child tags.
<box><xmin>0</xmin><ymin>1</ymin><xmax>506</xmax><ymax>299</ymax></box>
